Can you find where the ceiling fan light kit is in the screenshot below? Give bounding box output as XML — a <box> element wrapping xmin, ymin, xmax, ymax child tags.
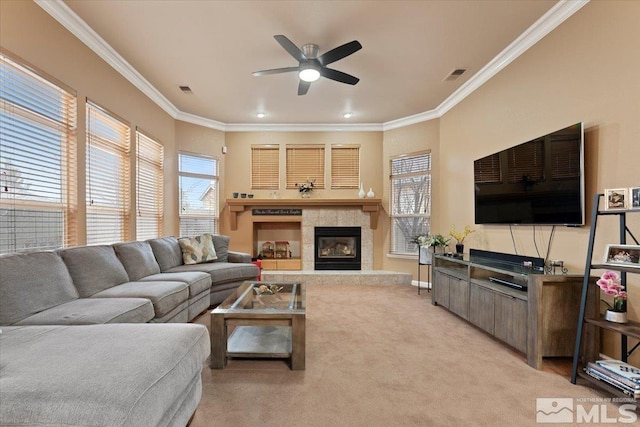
<box><xmin>253</xmin><ymin>35</ymin><xmax>362</xmax><ymax>95</ymax></box>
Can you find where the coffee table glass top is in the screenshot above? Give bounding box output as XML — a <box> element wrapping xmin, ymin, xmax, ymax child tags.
<box><xmin>214</xmin><ymin>281</ymin><xmax>305</xmax><ymax>313</ymax></box>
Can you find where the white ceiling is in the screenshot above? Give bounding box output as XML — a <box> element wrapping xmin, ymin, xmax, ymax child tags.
<box><xmin>40</xmin><ymin>1</ymin><xmax>587</xmax><ymax>130</ymax></box>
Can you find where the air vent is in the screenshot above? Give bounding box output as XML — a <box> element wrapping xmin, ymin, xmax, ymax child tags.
<box><xmin>444</xmin><ymin>68</ymin><xmax>467</xmax><ymax>81</ymax></box>
<box><xmin>179</xmin><ymin>85</ymin><xmax>192</xmax><ymax>93</ymax></box>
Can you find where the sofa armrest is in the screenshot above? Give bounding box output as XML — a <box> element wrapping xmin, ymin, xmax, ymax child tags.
<box><xmin>227</xmin><ymin>251</ymin><xmax>252</xmax><ymax>263</ymax></box>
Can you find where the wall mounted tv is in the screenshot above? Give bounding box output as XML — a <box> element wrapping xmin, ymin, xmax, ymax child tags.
<box><xmin>473</xmin><ymin>123</ymin><xmax>584</xmax><ymax>226</ymax></box>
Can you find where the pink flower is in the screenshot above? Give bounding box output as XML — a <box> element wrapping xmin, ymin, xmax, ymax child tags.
<box><xmin>597</xmin><ymin>271</ymin><xmax>626</xmax><ymax>300</ymax></box>
<box><xmin>601</xmin><ymin>271</ymin><xmax>620</xmax><ymax>281</ymax></box>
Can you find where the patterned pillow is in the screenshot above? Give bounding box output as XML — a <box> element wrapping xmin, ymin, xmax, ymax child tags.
<box><xmin>178</xmin><ymin>234</ymin><xmax>218</xmax><ymax>265</ymax></box>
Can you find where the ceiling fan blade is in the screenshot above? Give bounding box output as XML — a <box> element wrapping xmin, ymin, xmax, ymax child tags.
<box><xmin>252</xmin><ymin>67</ymin><xmax>300</xmax><ymax>77</ymax></box>
<box><xmin>320</xmin><ymin>67</ymin><xmax>359</xmax><ymax>85</ymax></box>
<box><xmin>274</xmin><ymin>35</ymin><xmax>306</xmax><ymax>62</ymax></box>
<box><xmin>298</xmin><ymin>80</ymin><xmax>311</xmax><ymax>96</ymax></box>
<box><xmin>318</xmin><ymin>40</ymin><xmax>362</xmax><ymax>66</ymax></box>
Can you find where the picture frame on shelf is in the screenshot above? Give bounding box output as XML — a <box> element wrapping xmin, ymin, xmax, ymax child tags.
<box><xmin>630</xmin><ymin>187</ymin><xmax>640</xmax><ymax>209</ymax></box>
<box><xmin>604</xmin><ymin>188</ymin><xmax>627</xmax><ymax>210</ymax></box>
<box><xmin>603</xmin><ymin>244</ymin><xmax>640</xmax><ymax>268</ymax></box>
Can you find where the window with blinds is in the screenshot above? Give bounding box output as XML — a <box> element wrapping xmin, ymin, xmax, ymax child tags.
<box><xmin>179</xmin><ymin>153</ymin><xmax>218</xmax><ymax>236</ymax></box>
<box><xmin>286</xmin><ymin>145</ymin><xmax>325</xmax><ymax>189</ymax></box>
<box><xmin>0</xmin><ymin>51</ymin><xmax>77</xmax><ymax>254</ymax></box>
<box><xmin>136</xmin><ymin>130</ymin><xmax>164</xmax><ymax>240</ymax></box>
<box><xmin>86</xmin><ymin>101</ymin><xmax>131</xmax><ymax>245</ymax></box>
<box><xmin>251</xmin><ymin>145</ymin><xmax>279</xmax><ymax>189</ymax></box>
<box><xmin>389</xmin><ymin>151</ymin><xmax>431</xmax><ymax>255</ymax></box>
<box><xmin>474</xmin><ymin>153</ymin><xmax>501</xmax><ymax>183</ymax></box>
<box><xmin>507</xmin><ymin>139</ymin><xmax>544</xmax><ymax>183</ymax></box>
<box><xmin>331</xmin><ymin>145</ymin><xmax>360</xmax><ymax>188</ymax></box>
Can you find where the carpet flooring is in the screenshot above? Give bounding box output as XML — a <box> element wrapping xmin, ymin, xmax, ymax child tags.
<box><xmin>190</xmin><ymin>284</ymin><xmax>623</xmax><ymax>426</ymax></box>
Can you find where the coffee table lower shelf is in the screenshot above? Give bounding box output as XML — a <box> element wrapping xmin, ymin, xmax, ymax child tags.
<box><xmin>227</xmin><ymin>326</ymin><xmax>292</xmax><ymax>358</ymax></box>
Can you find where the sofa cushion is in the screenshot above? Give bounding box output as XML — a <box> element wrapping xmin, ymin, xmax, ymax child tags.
<box><xmin>113</xmin><ymin>241</ymin><xmax>161</xmax><ymax>281</ymax></box>
<box><xmin>148</xmin><ymin>236</ymin><xmax>183</xmax><ymax>271</ymax></box>
<box><xmin>0</xmin><ymin>324</ymin><xmax>210</xmax><ymax>427</ymax></box>
<box><xmin>15</xmin><ymin>298</ymin><xmax>154</xmax><ymax>325</ymax></box>
<box><xmin>0</xmin><ymin>252</ymin><xmax>79</xmax><ymax>326</ymax></box>
<box><xmin>211</xmin><ymin>234</ymin><xmax>230</xmax><ymax>262</ymax></box>
<box><xmin>178</xmin><ymin>234</ymin><xmax>217</xmax><ymax>265</ymax></box>
<box><xmin>58</xmin><ymin>245</ymin><xmax>129</xmax><ymax>297</ymax></box>
<box><xmin>91</xmin><ymin>281</ymin><xmax>189</xmax><ymax>318</ymax></box>
<box><xmin>167</xmin><ymin>262</ymin><xmax>259</xmax><ymax>285</ymax></box>
<box><xmin>139</xmin><ymin>271</ymin><xmax>211</xmax><ymax>298</ymax></box>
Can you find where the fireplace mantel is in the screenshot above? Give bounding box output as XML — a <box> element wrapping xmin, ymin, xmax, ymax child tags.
<box><xmin>226</xmin><ymin>198</ymin><xmax>382</xmax><ymax>230</ymax></box>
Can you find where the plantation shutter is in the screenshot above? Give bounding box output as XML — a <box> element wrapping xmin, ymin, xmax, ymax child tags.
<box><xmin>251</xmin><ymin>145</ymin><xmax>279</xmax><ymax>189</ymax></box>
<box><xmin>86</xmin><ymin>101</ymin><xmax>131</xmax><ymax>245</ymax></box>
<box><xmin>331</xmin><ymin>145</ymin><xmax>359</xmax><ymax>188</ymax></box>
<box><xmin>0</xmin><ymin>51</ymin><xmax>77</xmax><ymax>253</ymax></box>
<box><xmin>136</xmin><ymin>130</ymin><xmax>164</xmax><ymax>240</ymax></box>
<box><xmin>286</xmin><ymin>145</ymin><xmax>325</xmax><ymax>189</ymax></box>
<box><xmin>474</xmin><ymin>153</ymin><xmax>501</xmax><ymax>183</ymax></box>
<box><xmin>507</xmin><ymin>139</ymin><xmax>544</xmax><ymax>183</ymax></box>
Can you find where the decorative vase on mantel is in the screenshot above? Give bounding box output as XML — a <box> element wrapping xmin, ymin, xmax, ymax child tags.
<box><xmin>301</xmin><ymin>191</ymin><xmax>311</xmax><ymax>199</ymax></box>
<box><xmin>358</xmin><ymin>183</ymin><xmax>366</xmax><ymax>199</ymax></box>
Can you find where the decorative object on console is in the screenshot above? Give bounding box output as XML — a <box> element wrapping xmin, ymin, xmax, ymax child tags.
<box><xmin>630</xmin><ymin>187</ymin><xmax>640</xmax><ymax>209</ymax></box>
<box><xmin>604</xmin><ymin>188</ymin><xmax>627</xmax><ymax>210</ymax></box>
<box><xmin>253</xmin><ymin>284</ymin><xmax>284</xmax><ymax>295</ymax></box>
<box><xmin>449</xmin><ymin>225</ymin><xmax>474</xmax><ymax>254</ymax></box>
<box><xmin>367</xmin><ymin>188</ymin><xmax>375</xmax><ymax>198</ymax></box>
<box><xmin>296</xmin><ymin>178</ymin><xmax>315</xmax><ymax>198</ymax></box>
<box><xmin>597</xmin><ymin>270</ymin><xmax>628</xmax><ymax>323</ymax></box>
<box><xmin>603</xmin><ymin>244</ymin><xmax>640</xmax><ymax>269</ymax></box>
<box><xmin>358</xmin><ymin>182</ymin><xmax>365</xmax><ymax>198</ymax></box>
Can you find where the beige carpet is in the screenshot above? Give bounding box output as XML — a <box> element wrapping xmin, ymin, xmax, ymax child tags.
<box><xmin>191</xmin><ymin>284</ymin><xmax>618</xmax><ymax>426</ymax></box>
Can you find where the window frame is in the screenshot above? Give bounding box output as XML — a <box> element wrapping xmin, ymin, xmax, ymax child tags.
<box><xmin>135</xmin><ymin>128</ymin><xmax>164</xmax><ymax>240</ymax></box>
<box><xmin>389</xmin><ymin>150</ymin><xmax>432</xmax><ymax>256</ymax></box>
<box><xmin>178</xmin><ymin>151</ymin><xmax>219</xmax><ymax>236</ymax></box>
<box><xmin>331</xmin><ymin>144</ymin><xmax>360</xmax><ymax>189</ymax></box>
<box><xmin>286</xmin><ymin>145</ymin><xmax>325</xmax><ymax>190</ymax></box>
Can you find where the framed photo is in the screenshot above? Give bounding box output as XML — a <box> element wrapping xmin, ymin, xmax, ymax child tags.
<box><xmin>604</xmin><ymin>188</ymin><xmax>627</xmax><ymax>210</ymax></box>
<box><xmin>630</xmin><ymin>187</ymin><xmax>640</xmax><ymax>209</ymax></box>
<box><xmin>603</xmin><ymin>244</ymin><xmax>640</xmax><ymax>268</ymax></box>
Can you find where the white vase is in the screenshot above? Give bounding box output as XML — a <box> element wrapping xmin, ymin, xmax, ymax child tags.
<box><xmin>605</xmin><ymin>310</ymin><xmax>627</xmax><ymax>323</ymax></box>
<box><xmin>358</xmin><ymin>183</ymin><xmax>365</xmax><ymax>199</ymax></box>
<box><xmin>367</xmin><ymin>188</ymin><xmax>375</xmax><ymax>198</ymax></box>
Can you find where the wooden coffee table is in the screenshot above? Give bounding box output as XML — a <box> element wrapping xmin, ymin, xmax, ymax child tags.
<box><xmin>210</xmin><ymin>281</ymin><xmax>306</xmax><ymax>370</ymax></box>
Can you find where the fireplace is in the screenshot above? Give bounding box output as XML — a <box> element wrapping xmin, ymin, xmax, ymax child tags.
<box><xmin>314</xmin><ymin>226</ymin><xmax>361</xmax><ymax>270</ymax></box>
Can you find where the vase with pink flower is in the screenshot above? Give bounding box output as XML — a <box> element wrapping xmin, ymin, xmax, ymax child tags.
<box><xmin>597</xmin><ymin>270</ymin><xmax>628</xmax><ymax>323</ymax></box>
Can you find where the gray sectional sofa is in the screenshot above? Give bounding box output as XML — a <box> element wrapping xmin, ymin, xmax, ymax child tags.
<box><xmin>0</xmin><ymin>234</ymin><xmax>259</xmax><ymax>426</ymax></box>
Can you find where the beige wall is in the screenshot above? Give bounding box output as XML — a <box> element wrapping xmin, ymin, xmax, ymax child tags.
<box><xmin>0</xmin><ymin>0</ymin><xmax>178</xmax><ymax>239</ymax></box>
<box><xmin>437</xmin><ymin>1</ymin><xmax>640</xmax><ymax>361</ymax></box>
<box><xmin>4</xmin><ymin>0</ymin><xmax>640</xmax><ymax>359</ymax></box>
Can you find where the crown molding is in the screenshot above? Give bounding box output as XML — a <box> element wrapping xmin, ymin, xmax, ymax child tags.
<box><xmin>34</xmin><ymin>0</ymin><xmax>180</xmax><ymax>119</ymax></box>
<box><xmin>225</xmin><ymin>123</ymin><xmax>383</xmax><ymax>132</ymax></box>
<box><xmin>37</xmin><ymin>0</ymin><xmax>588</xmax><ymax>132</ymax></box>
<box><xmin>434</xmin><ymin>0</ymin><xmax>589</xmax><ymax>118</ymax></box>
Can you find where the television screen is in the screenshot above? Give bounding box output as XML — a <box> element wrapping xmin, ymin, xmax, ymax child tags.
<box><xmin>474</xmin><ymin>123</ymin><xmax>584</xmax><ymax>225</ymax></box>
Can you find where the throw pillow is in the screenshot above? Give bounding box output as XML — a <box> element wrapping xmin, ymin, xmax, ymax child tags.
<box><xmin>178</xmin><ymin>234</ymin><xmax>218</xmax><ymax>265</ymax></box>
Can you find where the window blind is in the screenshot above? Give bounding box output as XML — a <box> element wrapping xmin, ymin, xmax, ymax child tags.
<box><xmin>136</xmin><ymin>130</ymin><xmax>164</xmax><ymax>240</ymax></box>
<box><xmin>0</xmin><ymin>51</ymin><xmax>77</xmax><ymax>254</ymax></box>
<box><xmin>86</xmin><ymin>101</ymin><xmax>131</xmax><ymax>245</ymax></box>
<box><xmin>507</xmin><ymin>139</ymin><xmax>544</xmax><ymax>183</ymax></box>
<box><xmin>331</xmin><ymin>145</ymin><xmax>359</xmax><ymax>189</ymax></box>
<box><xmin>474</xmin><ymin>153</ymin><xmax>501</xmax><ymax>183</ymax></box>
<box><xmin>286</xmin><ymin>145</ymin><xmax>325</xmax><ymax>189</ymax></box>
<box><xmin>179</xmin><ymin>153</ymin><xmax>218</xmax><ymax>236</ymax></box>
<box><xmin>251</xmin><ymin>145</ymin><xmax>279</xmax><ymax>189</ymax></box>
<box><xmin>389</xmin><ymin>151</ymin><xmax>431</xmax><ymax>254</ymax></box>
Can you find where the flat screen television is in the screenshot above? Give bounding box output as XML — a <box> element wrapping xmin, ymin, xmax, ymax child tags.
<box><xmin>473</xmin><ymin>123</ymin><xmax>584</xmax><ymax>226</ymax></box>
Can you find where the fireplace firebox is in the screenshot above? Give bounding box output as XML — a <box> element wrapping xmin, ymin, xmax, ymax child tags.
<box><xmin>314</xmin><ymin>226</ymin><xmax>361</xmax><ymax>270</ymax></box>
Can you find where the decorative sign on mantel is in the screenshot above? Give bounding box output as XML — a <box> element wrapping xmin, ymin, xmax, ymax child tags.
<box><xmin>252</xmin><ymin>208</ymin><xmax>302</xmax><ymax>216</ymax></box>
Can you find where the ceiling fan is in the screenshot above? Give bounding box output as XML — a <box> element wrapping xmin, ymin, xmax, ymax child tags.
<box><xmin>252</xmin><ymin>35</ymin><xmax>362</xmax><ymax>95</ymax></box>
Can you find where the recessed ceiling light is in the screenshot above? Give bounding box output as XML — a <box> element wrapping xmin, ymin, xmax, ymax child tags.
<box><xmin>343</xmin><ymin>112</ymin><xmax>353</xmax><ymax>119</ymax></box>
<box><xmin>256</xmin><ymin>112</ymin><xmax>265</xmax><ymax>118</ymax></box>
